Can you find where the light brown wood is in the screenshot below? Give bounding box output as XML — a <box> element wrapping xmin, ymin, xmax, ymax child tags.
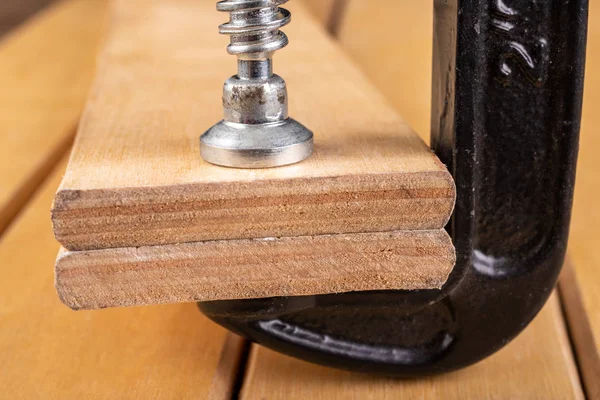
<box><xmin>559</xmin><ymin>261</ymin><xmax>600</xmax><ymax>399</ymax></box>
<box><xmin>558</xmin><ymin>1</ymin><xmax>600</xmax><ymax>393</ymax></box>
<box><xmin>300</xmin><ymin>0</ymin><xmax>347</xmax><ymax>35</ymax></box>
<box><xmin>300</xmin><ymin>0</ymin><xmax>337</xmax><ymax>28</ymax></box>
<box><xmin>240</xmin><ymin>293</ymin><xmax>583</xmax><ymax>400</ymax></box>
<box><xmin>0</xmin><ymin>0</ymin><xmax>106</xmax><ymax>236</ymax></box>
<box><xmin>336</xmin><ymin>1</ymin><xmax>434</xmax><ymax>140</ymax></box>
<box><xmin>0</xmin><ymin>156</ymin><xmax>244</xmax><ymax>399</ymax></box>
<box><xmin>209</xmin><ymin>333</ymin><xmax>249</xmax><ymax>400</ymax></box>
<box><xmin>51</xmin><ymin>0</ymin><xmax>455</xmax><ymax>251</ymax></box>
<box><xmin>0</xmin><ymin>0</ymin><xmax>55</xmax><ymax>36</ymax></box>
<box><xmin>56</xmin><ymin>229</ymin><xmax>455</xmax><ymax>310</ymax></box>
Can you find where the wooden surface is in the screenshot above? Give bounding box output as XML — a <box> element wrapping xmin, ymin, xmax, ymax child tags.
<box><xmin>559</xmin><ymin>0</ymin><xmax>600</xmax><ymax>395</ymax></box>
<box><xmin>0</xmin><ymin>156</ymin><xmax>245</xmax><ymax>400</ymax></box>
<box><xmin>241</xmin><ymin>293</ymin><xmax>584</xmax><ymax>400</ymax></box>
<box><xmin>0</xmin><ymin>0</ymin><xmax>106</xmax><ymax>236</ymax></box>
<box><xmin>0</xmin><ymin>0</ymin><xmax>55</xmax><ymax>36</ymax></box>
<box><xmin>0</xmin><ymin>0</ymin><xmax>597</xmax><ymax>398</ymax></box>
<box><xmin>56</xmin><ymin>229</ymin><xmax>455</xmax><ymax>309</ymax></box>
<box><xmin>336</xmin><ymin>1</ymin><xmax>434</xmax><ymax>139</ymax></box>
<box><xmin>52</xmin><ymin>0</ymin><xmax>455</xmax><ymax>309</ymax></box>
<box><xmin>559</xmin><ymin>261</ymin><xmax>600</xmax><ymax>399</ymax></box>
<box><xmin>51</xmin><ymin>0</ymin><xmax>455</xmax><ymax>251</ymax></box>
<box><xmin>0</xmin><ymin>3</ymin><xmax>246</xmax><ymax>397</ymax></box>
<box><xmin>300</xmin><ymin>0</ymin><xmax>346</xmax><ymax>35</ymax></box>
<box><xmin>300</xmin><ymin>0</ymin><xmax>337</xmax><ymax>29</ymax></box>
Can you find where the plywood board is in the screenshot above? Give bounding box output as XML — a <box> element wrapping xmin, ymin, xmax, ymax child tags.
<box><xmin>56</xmin><ymin>229</ymin><xmax>455</xmax><ymax>310</ymax></box>
<box><xmin>0</xmin><ymin>0</ymin><xmax>106</xmax><ymax>235</ymax></box>
<box><xmin>240</xmin><ymin>293</ymin><xmax>584</xmax><ymax>400</ymax></box>
<box><xmin>51</xmin><ymin>0</ymin><xmax>455</xmax><ymax>251</ymax></box>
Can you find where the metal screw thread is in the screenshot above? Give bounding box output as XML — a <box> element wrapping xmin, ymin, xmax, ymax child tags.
<box><xmin>217</xmin><ymin>0</ymin><xmax>290</xmax><ymax>61</ymax></box>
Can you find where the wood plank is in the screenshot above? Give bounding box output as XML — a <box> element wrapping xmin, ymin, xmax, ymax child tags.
<box><xmin>56</xmin><ymin>229</ymin><xmax>455</xmax><ymax>310</ymax></box>
<box><xmin>0</xmin><ymin>157</ymin><xmax>244</xmax><ymax>399</ymax></box>
<box><xmin>51</xmin><ymin>0</ymin><xmax>455</xmax><ymax>251</ymax></box>
<box><xmin>336</xmin><ymin>0</ymin><xmax>433</xmax><ymax>139</ymax></box>
<box><xmin>240</xmin><ymin>293</ymin><xmax>584</xmax><ymax>400</ymax></box>
<box><xmin>559</xmin><ymin>261</ymin><xmax>600</xmax><ymax>399</ymax></box>
<box><xmin>559</xmin><ymin>1</ymin><xmax>600</xmax><ymax>395</ymax></box>
<box><xmin>0</xmin><ymin>0</ymin><xmax>107</xmax><ymax>235</ymax></box>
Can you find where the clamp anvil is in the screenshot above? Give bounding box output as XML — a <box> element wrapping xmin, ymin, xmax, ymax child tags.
<box><xmin>51</xmin><ymin>0</ymin><xmax>588</xmax><ymax>376</ymax></box>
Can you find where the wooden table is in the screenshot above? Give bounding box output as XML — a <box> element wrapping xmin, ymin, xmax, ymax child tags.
<box><xmin>0</xmin><ymin>1</ymin><xmax>596</xmax><ymax>398</ymax></box>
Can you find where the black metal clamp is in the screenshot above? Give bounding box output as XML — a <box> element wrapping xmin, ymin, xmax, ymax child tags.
<box><xmin>198</xmin><ymin>0</ymin><xmax>588</xmax><ymax>375</ymax></box>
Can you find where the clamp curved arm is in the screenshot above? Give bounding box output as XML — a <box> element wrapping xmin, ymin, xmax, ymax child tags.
<box><xmin>198</xmin><ymin>0</ymin><xmax>588</xmax><ymax>375</ymax></box>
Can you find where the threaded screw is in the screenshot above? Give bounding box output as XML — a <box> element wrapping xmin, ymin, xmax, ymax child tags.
<box><xmin>200</xmin><ymin>0</ymin><xmax>314</xmax><ymax>168</ymax></box>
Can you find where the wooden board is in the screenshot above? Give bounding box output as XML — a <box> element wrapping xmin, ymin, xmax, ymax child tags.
<box><xmin>336</xmin><ymin>1</ymin><xmax>434</xmax><ymax>140</ymax></box>
<box><xmin>0</xmin><ymin>0</ymin><xmax>106</xmax><ymax>236</ymax></box>
<box><xmin>558</xmin><ymin>1</ymin><xmax>600</xmax><ymax>396</ymax></box>
<box><xmin>240</xmin><ymin>293</ymin><xmax>584</xmax><ymax>400</ymax></box>
<box><xmin>56</xmin><ymin>229</ymin><xmax>455</xmax><ymax>310</ymax></box>
<box><xmin>559</xmin><ymin>261</ymin><xmax>600</xmax><ymax>399</ymax></box>
<box><xmin>51</xmin><ymin>0</ymin><xmax>455</xmax><ymax>251</ymax></box>
<box><xmin>0</xmin><ymin>156</ymin><xmax>245</xmax><ymax>400</ymax></box>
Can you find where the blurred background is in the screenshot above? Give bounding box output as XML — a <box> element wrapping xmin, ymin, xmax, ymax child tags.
<box><xmin>0</xmin><ymin>0</ymin><xmax>435</xmax><ymax>136</ymax></box>
<box><xmin>0</xmin><ymin>0</ymin><xmax>53</xmax><ymax>36</ymax></box>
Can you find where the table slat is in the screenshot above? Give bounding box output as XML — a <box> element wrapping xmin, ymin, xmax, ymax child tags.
<box><xmin>0</xmin><ymin>0</ymin><xmax>106</xmax><ymax>235</ymax></box>
<box><xmin>0</xmin><ymin>157</ymin><xmax>244</xmax><ymax>399</ymax></box>
<box><xmin>240</xmin><ymin>294</ymin><xmax>583</xmax><ymax>400</ymax></box>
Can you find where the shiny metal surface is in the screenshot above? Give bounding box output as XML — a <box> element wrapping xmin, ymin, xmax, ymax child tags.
<box><xmin>201</xmin><ymin>0</ymin><xmax>313</xmax><ymax>168</ymax></box>
<box><xmin>201</xmin><ymin>119</ymin><xmax>313</xmax><ymax>168</ymax></box>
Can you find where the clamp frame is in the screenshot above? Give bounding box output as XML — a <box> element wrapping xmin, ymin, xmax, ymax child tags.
<box><xmin>199</xmin><ymin>0</ymin><xmax>588</xmax><ymax>375</ymax></box>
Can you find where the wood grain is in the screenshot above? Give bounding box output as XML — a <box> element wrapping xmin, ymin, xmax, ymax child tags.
<box><xmin>0</xmin><ymin>0</ymin><xmax>106</xmax><ymax>236</ymax></box>
<box><xmin>51</xmin><ymin>0</ymin><xmax>455</xmax><ymax>251</ymax></box>
<box><xmin>559</xmin><ymin>1</ymin><xmax>600</xmax><ymax>395</ymax></box>
<box><xmin>240</xmin><ymin>293</ymin><xmax>584</xmax><ymax>400</ymax></box>
<box><xmin>56</xmin><ymin>229</ymin><xmax>455</xmax><ymax>310</ymax></box>
<box><xmin>559</xmin><ymin>261</ymin><xmax>600</xmax><ymax>399</ymax></box>
<box><xmin>0</xmin><ymin>156</ymin><xmax>243</xmax><ymax>399</ymax></box>
<box><xmin>336</xmin><ymin>1</ymin><xmax>434</xmax><ymax>139</ymax></box>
